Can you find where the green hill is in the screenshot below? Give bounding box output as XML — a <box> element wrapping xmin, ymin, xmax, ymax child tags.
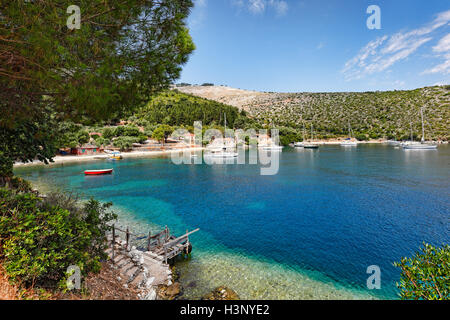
<box><xmin>245</xmin><ymin>86</ymin><xmax>450</xmax><ymax>141</ymax></box>
<box><xmin>133</xmin><ymin>90</ymin><xmax>251</xmax><ymax>128</ymax></box>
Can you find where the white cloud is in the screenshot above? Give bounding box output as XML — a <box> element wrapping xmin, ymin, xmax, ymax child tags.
<box><xmin>433</xmin><ymin>33</ymin><xmax>450</xmax><ymax>53</ymax></box>
<box><xmin>232</xmin><ymin>0</ymin><xmax>288</xmax><ymax>17</ymax></box>
<box><xmin>190</xmin><ymin>0</ymin><xmax>208</xmax><ymax>29</ymax></box>
<box><xmin>343</xmin><ymin>10</ymin><xmax>450</xmax><ymax>81</ymax></box>
<box><xmin>423</xmin><ymin>33</ymin><xmax>450</xmax><ymax>75</ymax></box>
<box><xmin>196</xmin><ymin>0</ymin><xmax>207</xmax><ymax>7</ymax></box>
<box><xmin>269</xmin><ymin>0</ymin><xmax>288</xmax><ymax>17</ymax></box>
<box><xmin>423</xmin><ymin>58</ymin><xmax>450</xmax><ymax>75</ymax></box>
<box><xmin>316</xmin><ymin>42</ymin><xmax>325</xmax><ymax>50</ymax></box>
<box><xmin>249</xmin><ymin>0</ymin><xmax>265</xmax><ymax>14</ymax></box>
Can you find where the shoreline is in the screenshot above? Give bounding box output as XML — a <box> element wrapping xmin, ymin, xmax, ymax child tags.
<box><xmin>13</xmin><ymin>147</ymin><xmax>205</xmax><ymax>168</ymax></box>
<box><xmin>303</xmin><ymin>139</ymin><xmax>384</xmax><ymax>145</ymax></box>
<box><xmin>12</xmin><ymin>142</ymin><xmax>382</xmax><ymax>168</ymax></box>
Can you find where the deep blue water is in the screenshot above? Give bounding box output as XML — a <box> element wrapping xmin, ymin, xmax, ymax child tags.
<box><xmin>15</xmin><ymin>145</ymin><xmax>450</xmax><ymax>299</ymax></box>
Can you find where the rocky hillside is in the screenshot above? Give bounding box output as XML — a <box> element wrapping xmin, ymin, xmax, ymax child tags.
<box><xmin>177</xmin><ymin>85</ymin><xmax>267</xmax><ymax>109</ymax></box>
<box><xmin>177</xmin><ymin>85</ymin><xmax>450</xmax><ymax>140</ymax></box>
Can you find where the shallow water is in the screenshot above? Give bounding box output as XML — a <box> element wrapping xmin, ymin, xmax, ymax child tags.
<box><xmin>15</xmin><ymin>145</ymin><xmax>450</xmax><ymax>299</ymax></box>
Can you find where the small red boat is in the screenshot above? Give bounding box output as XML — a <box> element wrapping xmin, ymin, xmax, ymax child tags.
<box><xmin>84</xmin><ymin>169</ymin><xmax>113</xmax><ymax>175</ymax></box>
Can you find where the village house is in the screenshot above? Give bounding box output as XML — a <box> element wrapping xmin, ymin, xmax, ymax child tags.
<box><xmin>71</xmin><ymin>143</ymin><xmax>103</xmax><ymax>156</ymax></box>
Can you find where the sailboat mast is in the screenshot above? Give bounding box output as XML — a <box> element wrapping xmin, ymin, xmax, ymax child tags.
<box><xmin>410</xmin><ymin>123</ymin><xmax>413</xmax><ymax>142</ymax></box>
<box><xmin>420</xmin><ymin>107</ymin><xmax>425</xmax><ymax>143</ymax></box>
<box><xmin>348</xmin><ymin>120</ymin><xmax>352</xmax><ymax>138</ymax></box>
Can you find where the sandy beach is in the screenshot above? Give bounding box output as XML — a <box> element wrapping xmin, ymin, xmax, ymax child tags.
<box><xmin>14</xmin><ymin>147</ymin><xmax>205</xmax><ymax>168</ymax></box>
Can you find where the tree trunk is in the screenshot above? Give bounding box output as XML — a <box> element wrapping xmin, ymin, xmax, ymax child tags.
<box><xmin>0</xmin><ymin>175</ymin><xmax>12</xmax><ymax>188</ymax></box>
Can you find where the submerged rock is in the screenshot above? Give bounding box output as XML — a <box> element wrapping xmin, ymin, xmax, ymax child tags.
<box><xmin>202</xmin><ymin>286</ymin><xmax>239</xmax><ymax>300</ymax></box>
<box><xmin>158</xmin><ymin>282</ymin><xmax>182</xmax><ymax>300</ymax></box>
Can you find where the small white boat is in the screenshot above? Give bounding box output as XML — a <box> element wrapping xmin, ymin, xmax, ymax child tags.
<box><xmin>204</xmin><ymin>149</ymin><xmax>238</xmax><ymax>158</ymax></box>
<box><xmin>341</xmin><ymin>139</ymin><xmax>357</xmax><ymax>146</ymax></box>
<box><xmin>303</xmin><ymin>143</ymin><xmax>319</xmax><ymax>149</ymax></box>
<box><xmin>260</xmin><ymin>145</ymin><xmax>284</xmax><ymax>151</ymax></box>
<box><xmin>386</xmin><ymin>140</ymin><xmax>401</xmax><ymax>146</ymax></box>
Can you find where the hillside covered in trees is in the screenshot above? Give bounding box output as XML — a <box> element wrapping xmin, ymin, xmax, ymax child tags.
<box><xmin>178</xmin><ymin>85</ymin><xmax>450</xmax><ymax>141</ymax></box>
<box><xmin>132</xmin><ymin>90</ymin><xmax>253</xmax><ymax>129</ymax></box>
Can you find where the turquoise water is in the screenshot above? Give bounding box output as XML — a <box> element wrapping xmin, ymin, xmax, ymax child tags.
<box><xmin>15</xmin><ymin>145</ymin><xmax>450</xmax><ymax>299</ymax></box>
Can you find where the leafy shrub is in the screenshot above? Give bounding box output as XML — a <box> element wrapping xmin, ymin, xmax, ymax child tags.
<box><xmin>394</xmin><ymin>243</ymin><xmax>449</xmax><ymax>300</ymax></box>
<box><xmin>93</xmin><ymin>137</ymin><xmax>111</xmax><ymax>147</ymax></box>
<box><xmin>112</xmin><ymin>136</ymin><xmax>139</xmax><ymax>151</ymax></box>
<box><xmin>355</xmin><ymin>133</ymin><xmax>369</xmax><ymax>141</ymax></box>
<box><xmin>0</xmin><ymin>189</ymin><xmax>116</xmax><ymax>289</ymax></box>
<box><xmin>152</xmin><ymin>124</ymin><xmax>174</xmax><ymax>144</ymax></box>
<box><xmin>122</xmin><ymin>126</ymin><xmax>141</xmax><ymax>137</ymax></box>
<box><xmin>102</xmin><ymin>127</ymin><xmax>115</xmax><ymax>140</ymax></box>
<box><xmin>8</xmin><ymin>177</ymin><xmax>32</xmax><ymax>193</ymax></box>
<box><xmin>137</xmin><ymin>134</ymin><xmax>148</xmax><ymax>144</ymax></box>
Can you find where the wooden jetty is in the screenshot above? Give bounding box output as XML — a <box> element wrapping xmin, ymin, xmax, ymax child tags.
<box><xmin>111</xmin><ymin>225</ymin><xmax>200</xmax><ymax>264</ymax></box>
<box><xmin>106</xmin><ymin>225</ymin><xmax>199</xmax><ymax>300</ymax></box>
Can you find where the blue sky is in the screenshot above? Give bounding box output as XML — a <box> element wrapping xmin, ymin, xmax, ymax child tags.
<box><xmin>178</xmin><ymin>0</ymin><xmax>450</xmax><ymax>92</ymax></box>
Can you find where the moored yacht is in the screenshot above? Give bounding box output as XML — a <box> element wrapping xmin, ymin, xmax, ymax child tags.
<box><xmin>294</xmin><ymin>125</ymin><xmax>307</xmax><ymax>148</ymax></box>
<box><xmin>204</xmin><ymin>113</ymin><xmax>239</xmax><ymax>158</ymax></box>
<box><xmin>403</xmin><ymin>108</ymin><xmax>438</xmax><ymax>150</ymax></box>
<box><xmin>340</xmin><ymin>138</ymin><xmax>357</xmax><ymax>146</ymax></box>
<box><xmin>341</xmin><ymin>121</ymin><xmax>357</xmax><ymax>146</ymax></box>
<box><xmin>303</xmin><ymin>124</ymin><xmax>319</xmax><ymax>149</ymax></box>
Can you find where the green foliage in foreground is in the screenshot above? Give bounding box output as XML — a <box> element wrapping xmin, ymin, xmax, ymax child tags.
<box><xmin>0</xmin><ymin>106</ymin><xmax>58</xmax><ymax>186</ymax></box>
<box><xmin>394</xmin><ymin>243</ymin><xmax>449</xmax><ymax>300</ymax></box>
<box><xmin>0</xmin><ymin>188</ymin><xmax>117</xmax><ymax>289</ymax></box>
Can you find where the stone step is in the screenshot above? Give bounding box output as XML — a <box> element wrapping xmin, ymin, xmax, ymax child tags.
<box><xmin>113</xmin><ymin>254</ymin><xmax>127</xmax><ymax>265</ymax></box>
<box><xmin>129</xmin><ymin>272</ymin><xmax>145</xmax><ymax>287</ymax></box>
<box><xmin>118</xmin><ymin>259</ymin><xmax>134</xmax><ymax>270</ymax></box>
<box><xmin>124</xmin><ymin>266</ymin><xmax>140</xmax><ymax>282</ymax></box>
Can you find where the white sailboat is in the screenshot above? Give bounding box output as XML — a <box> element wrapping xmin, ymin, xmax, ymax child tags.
<box><xmin>257</xmin><ymin>124</ymin><xmax>284</xmax><ymax>151</ymax></box>
<box><xmin>294</xmin><ymin>125</ymin><xmax>306</xmax><ymax>148</ymax></box>
<box><xmin>303</xmin><ymin>124</ymin><xmax>319</xmax><ymax>149</ymax></box>
<box><xmin>341</xmin><ymin>121</ymin><xmax>357</xmax><ymax>146</ymax></box>
<box><xmin>204</xmin><ymin>113</ymin><xmax>238</xmax><ymax>158</ymax></box>
<box><xmin>403</xmin><ymin>108</ymin><xmax>437</xmax><ymax>150</ymax></box>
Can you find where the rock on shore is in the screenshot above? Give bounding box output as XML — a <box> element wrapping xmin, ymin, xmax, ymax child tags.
<box><xmin>202</xmin><ymin>286</ymin><xmax>239</xmax><ymax>300</ymax></box>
